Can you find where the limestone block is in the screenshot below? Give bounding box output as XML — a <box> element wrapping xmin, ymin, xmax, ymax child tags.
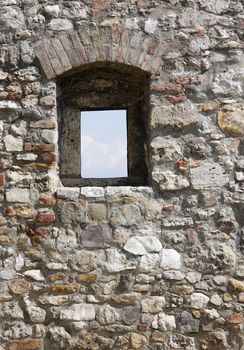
<box><xmin>190</xmin><ymin>161</ymin><xmax>229</xmax><ymax>189</ymax></box>
<box><xmin>60</xmin><ymin>303</ymin><xmax>95</xmax><ymax>321</ymax></box>
<box><xmin>138</xmin><ymin>253</ymin><xmax>159</xmax><ymax>273</ymax></box>
<box><xmin>24</xmin><ymin>270</ymin><xmax>45</xmax><ymax>281</ymax></box>
<box><xmin>152</xmin><ymin>313</ymin><xmax>176</xmax><ymax>331</ymax></box>
<box><xmin>160</xmin><ymin>249</ymin><xmax>182</xmax><ymax>270</ymax></box>
<box><xmin>218</xmin><ymin>104</ymin><xmax>244</xmax><ymax>137</ymax></box>
<box><xmin>3</xmin><ymin>135</ymin><xmax>23</xmax><ymax>151</ymax></box>
<box><xmin>153</xmin><ymin>171</ymin><xmax>189</xmax><ymax>192</ymax></box>
<box><xmin>141</xmin><ymin>296</ymin><xmax>166</xmax><ymax>313</ymax></box>
<box><xmin>150</xmin><ymin>102</ymin><xmax>199</xmax><ymax>131</ymax></box>
<box><xmin>0</xmin><ymin>7</ymin><xmax>25</xmax><ymax>30</ymax></box>
<box><xmin>48</xmin><ymin>19</ymin><xmax>73</xmax><ymax>31</ymax></box>
<box><xmin>190</xmin><ymin>293</ymin><xmax>210</xmax><ymax>309</ymax></box>
<box><xmin>96</xmin><ymin>305</ymin><xmax>120</xmax><ymax>325</ymax></box>
<box><xmin>104</xmin><ymin>248</ymin><xmax>136</xmax><ymax>272</ymax></box>
<box><xmin>124</xmin><ymin>236</ymin><xmax>162</xmax><ymax>255</ymax></box>
<box><xmin>110</xmin><ymin>204</ymin><xmax>142</xmax><ymax>227</ymax></box>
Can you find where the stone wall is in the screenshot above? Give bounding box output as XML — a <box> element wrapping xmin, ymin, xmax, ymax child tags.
<box><xmin>0</xmin><ymin>0</ymin><xmax>244</xmax><ymax>349</ymax></box>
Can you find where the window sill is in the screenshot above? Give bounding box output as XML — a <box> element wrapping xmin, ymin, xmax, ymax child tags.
<box><xmin>56</xmin><ymin>185</ymin><xmax>154</xmax><ymax>201</ymax></box>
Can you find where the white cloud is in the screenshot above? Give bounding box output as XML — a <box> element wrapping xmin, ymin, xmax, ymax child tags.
<box><xmin>81</xmin><ymin>135</ymin><xmax>127</xmax><ymax>178</ymax></box>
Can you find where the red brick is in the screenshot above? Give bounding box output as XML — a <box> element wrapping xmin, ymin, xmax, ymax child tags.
<box><xmin>69</xmin><ymin>32</ymin><xmax>88</xmax><ymax>64</ymax></box>
<box><xmin>30</xmin><ymin>121</ymin><xmax>57</xmax><ymax>129</ymax></box>
<box><xmin>37</xmin><ymin>214</ymin><xmax>56</xmax><ymax>223</ymax></box>
<box><xmin>8</xmin><ymin>339</ymin><xmax>43</xmax><ymax>350</ymax></box>
<box><xmin>41</xmin><ymin>152</ymin><xmax>58</xmax><ymax>162</ymax></box>
<box><xmin>90</xmin><ymin>0</ymin><xmax>110</xmax><ymax>10</ymax></box>
<box><xmin>0</xmin><ymin>173</ymin><xmax>4</xmax><ymax>186</ymax></box>
<box><xmin>35</xmin><ymin>45</ymin><xmax>55</xmax><ymax>80</ymax></box>
<box><xmin>151</xmin><ymin>83</ymin><xmax>183</xmax><ymax>95</ymax></box>
<box><xmin>7</xmin><ymin>92</ymin><xmax>22</xmax><ymax>101</ymax></box>
<box><xmin>137</xmin><ymin>323</ymin><xmax>148</xmax><ymax>332</ymax></box>
<box><xmin>39</xmin><ymin>194</ymin><xmax>56</xmax><ymax>206</ymax></box>
<box><xmin>176</xmin><ymin>76</ymin><xmax>201</xmax><ymax>85</ymax></box>
<box><xmin>166</xmin><ymin>94</ymin><xmax>188</xmax><ymax>103</ymax></box>
<box><xmin>24</xmin><ymin>143</ymin><xmax>56</xmax><ymax>152</ymax></box>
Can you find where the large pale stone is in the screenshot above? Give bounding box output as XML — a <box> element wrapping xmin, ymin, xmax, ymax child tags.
<box><xmin>138</xmin><ymin>253</ymin><xmax>159</xmax><ymax>273</ymax></box>
<box><xmin>141</xmin><ymin>296</ymin><xmax>166</xmax><ymax>313</ymax></box>
<box><xmin>152</xmin><ymin>313</ymin><xmax>176</xmax><ymax>331</ymax></box>
<box><xmin>218</xmin><ymin>105</ymin><xmax>244</xmax><ymax>137</ymax></box>
<box><xmin>124</xmin><ymin>236</ymin><xmax>162</xmax><ymax>255</ymax></box>
<box><xmin>110</xmin><ymin>204</ymin><xmax>142</xmax><ymax>227</ymax></box>
<box><xmin>190</xmin><ymin>161</ymin><xmax>229</xmax><ymax>189</ymax></box>
<box><xmin>153</xmin><ymin>171</ymin><xmax>189</xmax><ymax>192</ymax></box>
<box><xmin>190</xmin><ymin>293</ymin><xmax>210</xmax><ymax>309</ymax></box>
<box><xmin>0</xmin><ymin>302</ymin><xmax>24</xmax><ymax>319</ymax></box>
<box><xmin>96</xmin><ymin>305</ymin><xmax>120</xmax><ymax>325</ymax></box>
<box><xmin>0</xmin><ymin>7</ymin><xmax>25</xmax><ymax>30</ymax></box>
<box><xmin>60</xmin><ymin>303</ymin><xmax>95</xmax><ymax>321</ymax></box>
<box><xmin>48</xmin><ymin>19</ymin><xmax>73</xmax><ymax>31</ymax></box>
<box><xmin>150</xmin><ymin>102</ymin><xmax>199</xmax><ymax>131</ymax></box>
<box><xmin>105</xmin><ymin>248</ymin><xmax>136</xmax><ymax>272</ymax></box>
<box><xmin>160</xmin><ymin>249</ymin><xmax>182</xmax><ymax>270</ymax></box>
<box><xmin>3</xmin><ymin>135</ymin><xmax>23</xmax><ymax>152</ymax></box>
<box><xmin>24</xmin><ymin>270</ymin><xmax>45</xmax><ymax>281</ymax></box>
<box><xmin>151</xmin><ymin>137</ymin><xmax>182</xmax><ymax>162</ymax></box>
<box><xmin>24</xmin><ymin>297</ymin><xmax>46</xmax><ymax>323</ymax></box>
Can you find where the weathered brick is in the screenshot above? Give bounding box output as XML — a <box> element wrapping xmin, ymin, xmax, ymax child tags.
<box><xmin>90</xmin><ymin>0</ymin><xmax>110</xmax><ymax>10</ymax></box>
<box><xmin>147</xmin><ymin>38</ymin><xmax>160</xmax><ymax>55</ymax></box>
<box><xmin>43</xmin><ymin>41</ymin><xmax>63</xmax><ymax>76</ymax></box>
<box><xmin>0</xmin><ymin>173</ymin><xmax>4</xmax><ymax>186</ymax></box>
<box><xmin>59</xmin><ymin>34</ymin><xmax>81</xmax><ymax>67</ymax></box>
<box><xmin>90</xmin><ymin>29</ymin><xmax>104</xmax><ymax>61</ymax></box>
<box><xmin>111</xmin><ymin>27</ymin><xmax>123</xmax><ymax>61</ymax></box>
<box><xmin>34</xmin><ymin>45</ymin><xmax>55</xmax><ymax>79</ymax></box>
<box><xmin>51</xmin><ymin>283</ymin><xmax>78</xmax><ymax>294</ymax></box>
<box><xmin>116</xmin><ymin>30</ymin><xmax>129</xmax><ymax>63</ymax></box>
<box><xmin>51</xmin><ymin>37</ymin><xmax>72</xmax><ymax>72</ymax></box>
<box><xmin>8</xmin><ymin>339</ymin><xmax>43</xmax><ymax>350</ymax></box>
<box><xmin>176</xmin><ymin>76</ymin><xmax>201</xmax><ymax>85</ymax></box>
<box><xmin>69</xmin><ymin>32</ymin><xmax>88</xmax><ymax>64</ymax></box>
<box><xmin>166</xmin><ymin>94</ymin><xmax>188</xmax><ymax>103</ymax></box>
<box><xmin>37</xmin><ymin>213</ymin><xmax>56</xmax><ymax>223</ymax></box>
<box><xmin>30</xmin><ymin>120</ymin><xmax>57</xmax><ymax>129</ymax></box>
<box><xmin>136</xmin><ymin>37</ymin><xmax>150</xmax><ymax>67</ymax></box>
<box><xmin>24</xmin><ymin>143</ymin><xmax>56</xmax><ymax>152</ymax></box>
<box><xmin>41</xmin><ymin>152</ymin><xmax>58</xmax><ymax>162</ymax></box>
<box><xmin>151</xmin><ymin>83</ymin><xmax>183</xmax><ymax>95</ymax></box>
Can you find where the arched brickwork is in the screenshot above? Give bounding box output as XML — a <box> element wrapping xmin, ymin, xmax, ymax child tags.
<box><xmin>34</xmin><ymin>28</ymin><xmax>162</xmax><ymax>79</ymax></box>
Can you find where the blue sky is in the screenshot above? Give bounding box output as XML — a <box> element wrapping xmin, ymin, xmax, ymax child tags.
<box><xmin>81</xmin><ymin>110</ymin><xmax>127</xmax><ymax>178</ymax></box>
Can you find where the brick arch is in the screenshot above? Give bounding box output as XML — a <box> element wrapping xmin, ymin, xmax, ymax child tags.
<box><xmin>34</xmin><ymin>28</ymin><xmax>162</xmax><ymax>79</ymax></box>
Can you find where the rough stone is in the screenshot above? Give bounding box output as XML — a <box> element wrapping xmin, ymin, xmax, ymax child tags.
<box><xmin>152</xmin><ymin>313</ymin><xmax>176</xmax><ymax>331</ymax></box>
<box><xmin>141</xmin><ymin>296</ymin><xmax>166</xmax><ymax>313</ymax></box>
<box><xmin>131</xmin><ymin>332</ymin><xmax>148</xmax><ymax>349</ymax></box>
<box><xmin>60</xmin><ymin>303</ymin><xmax>95</xmax><ymax>321</ymax></box>
<box><xmin>190</xmin><ymin>293</ymin><xmax>210</xmax><ymax>309</ymax></box>
<box><xmin>160</xmin><ymin>249</ymin><xmax>182</xmax><ymax>270</ymax></box>
<box><xmin>190</xmin><ymin>161</ymin><xmax>229</xmax><ymax>189</ymax></box>
<box><xmin>110</xmin><ymin>204</ymin><xmax>142</xmax><ymax>227</ymax></box>
<box><xmin>96</xmin><ymin>305</ymin><xmax>120</xmax><ymax>325</ymax></box>
<box><xmin>150</xmin><ymin>102</ymin><xmax>199</xmax><ymax>131</ymax></box>
<box><xmin>124</xmin><ymin>236</ymin><xmax>162</xmax><ymax>255</ymax></box>
<box><xmin>218</xmin><ymin>105</ymin><xmax>244</xmax><ymax>137</ymax></box>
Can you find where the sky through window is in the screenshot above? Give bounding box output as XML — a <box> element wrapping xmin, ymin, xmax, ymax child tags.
<box><xmin>81</xmin><ymin>110</ymin><xmax>127</xmax><ymax>178</ymax></box>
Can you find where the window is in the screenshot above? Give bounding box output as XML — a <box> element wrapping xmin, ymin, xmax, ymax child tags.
<box><xmin>58</xmin><ymin>62</ymin><xmax>150</xmax><ymax>186</ymax></box>
<box><xmin>80</xmin><ymin>109</ymin><xmax>127</xmax><ymax>178</ymax></box>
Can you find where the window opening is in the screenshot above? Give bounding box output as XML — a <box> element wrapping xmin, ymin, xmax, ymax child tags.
<box><xmin>80</xmin><ymin>109</ymin><xmax>127</xmax><ymax>178</ymax></box>
<box><xmin>58</xmin><ymin>62</ymin><xmax>150</xmax><ymax>187</ymax></box>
